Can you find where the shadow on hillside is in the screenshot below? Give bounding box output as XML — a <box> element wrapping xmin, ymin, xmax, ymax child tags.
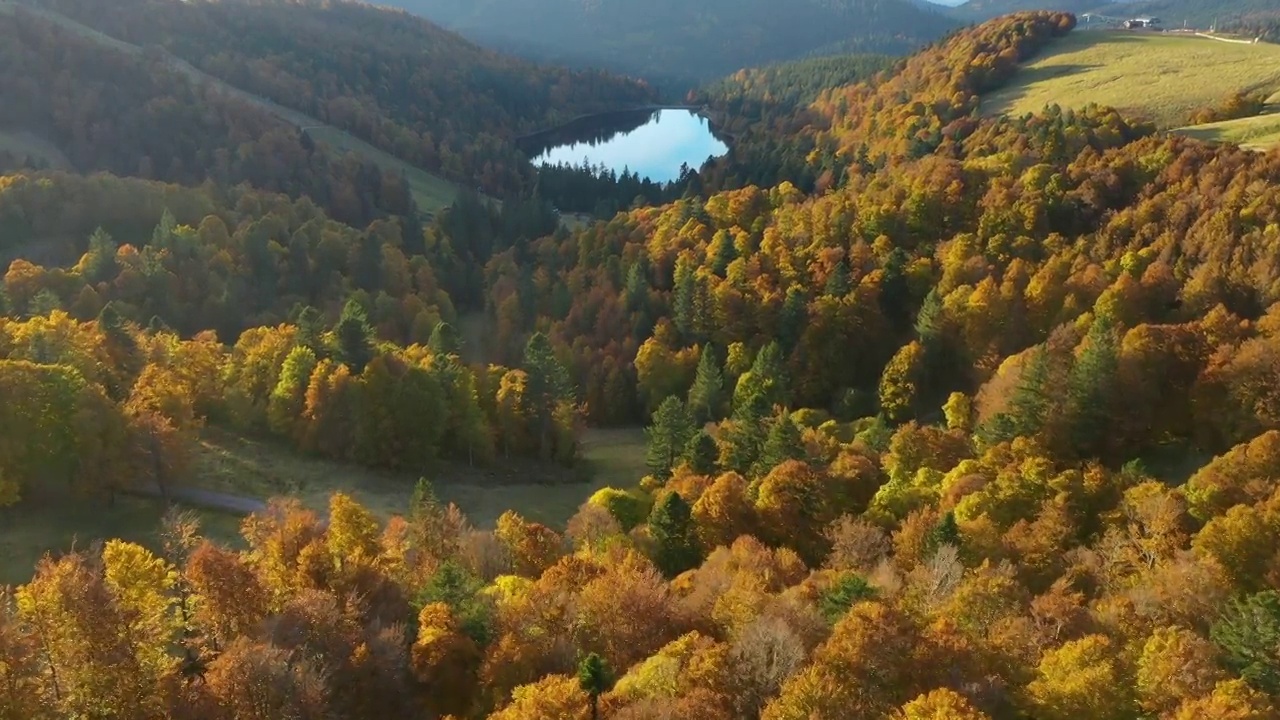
<box><xmin>981</xmin><ymin>64</ymin><xmax>1102</xmax><ymax>117</ymax></box>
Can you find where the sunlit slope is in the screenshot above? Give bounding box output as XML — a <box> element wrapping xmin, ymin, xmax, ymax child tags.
<box><xmin>1175</xmin><ymin>111</ymin><xmax>1280</xmax><ymax>150</ymax></box>
<box><xmin>982</xmin><ymin>31</ymin><xmax>1280</xmax><ymax>130</ymax></box>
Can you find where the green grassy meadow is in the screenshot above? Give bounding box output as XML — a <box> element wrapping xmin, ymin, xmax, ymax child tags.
<box><xmin>983</xmin><ymin>31</ymin><xmax>1280</xmax><ymax>131</ymax></box>
<box><xmin>1175</xmin><ymin>111</ymin><xmax>1280</xmax><ymax>151</ymax></box>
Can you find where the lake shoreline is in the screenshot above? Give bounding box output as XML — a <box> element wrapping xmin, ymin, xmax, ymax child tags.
<box><xmin>516</xmin><ymin>104</ymin><xmax>720</xmax><ymax>150</ymax></box>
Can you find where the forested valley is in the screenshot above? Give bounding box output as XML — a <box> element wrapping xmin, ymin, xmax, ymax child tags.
<box><xmin>5</xmin><ymin>4</ymin><xmax>1280</xmax><ymax>720</ymax></box>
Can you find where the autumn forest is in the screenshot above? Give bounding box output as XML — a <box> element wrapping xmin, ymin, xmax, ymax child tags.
<box><xmin>3</xmin><ymin>1</ymin><xmax>1280</xmax><ymax>719</ymax></box>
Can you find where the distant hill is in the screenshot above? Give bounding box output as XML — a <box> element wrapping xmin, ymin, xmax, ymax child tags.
<box><xmin>952</xmin><ymin>0</ymin><xmax>1280</xmax><ymax>26</ymax></box>
<box><xmin>950</xmin><ymin>0</ymin><xmax>1099</xmax><ymax>21</ymax></box>
<box><xmin>382</xmin><ymin>0</ymin><xmax>958</xmax><ymax>84</ymax></box>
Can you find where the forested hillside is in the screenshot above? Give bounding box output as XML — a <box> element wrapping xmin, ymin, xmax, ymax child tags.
<box><xmin>386</xmin><ymin>0</ymin><xmax>956</xmax><ymax>84</ymax></box>
<box><xmin>8</xmin><ymin>8</ymin><xmax>1280</xmax><ymax>720</ymax></box>
<box><xmin>0</xmin><ymin>6</ymin><xmax>415</xmax><ymax>229</ymax></box>
<box><xmin>16</xmin><ymin>0</ymin><xmax>655</xmax><ymax>197</ymax></box>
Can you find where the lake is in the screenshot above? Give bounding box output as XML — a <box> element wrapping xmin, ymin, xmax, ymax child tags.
<box><xmin>521</xmin><ymin>108</ymin><xmax>729</xmax><ymax>184</ymax></box>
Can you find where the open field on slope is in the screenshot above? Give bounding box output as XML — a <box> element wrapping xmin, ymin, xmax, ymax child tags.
<box><xmin>1</xmin><ymin>0</ymin><xmax>462</xmax><ymax>213</ymax></box>
<box><xmin>0</xmin><ymin>426</ymin><xmax>647</xmax><ymax>585</ymax></box>
<box><xmin>1175</xmin><ymin>111</ymin><xmax>1280</xmax><ymax>151</ymax></box>
<box><xmin>983</xmin><ymin>31</ymin><xmax>1280</xmax><ymax>130</ymax></box>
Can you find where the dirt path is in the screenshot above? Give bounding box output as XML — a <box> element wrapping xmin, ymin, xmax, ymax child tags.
<box><xmin>128</xmin><ymin>483</ymin><xmax>267</xmax><ymax>515</ymax></box>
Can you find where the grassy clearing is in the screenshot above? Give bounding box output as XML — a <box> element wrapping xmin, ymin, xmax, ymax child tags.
<box><xmin>190</xmin><ymin>426</ymin><xmax>648</xmax><ymax>529</ymax></box>
<box><xmin>1175</xmin><ymin>112</ymin><xmax>1280</xmax><ymax>150</ymax></box>
<box><xmin>984</xmin><ymin>31</ymin><xmax>1280</xmax><ymax>130</ymax></box>
<box><xmin>0</xmin><ymin>495</ymin><xmax>241</xmax><ymax>586</ymax></box>
<box><xmin>1</xmin><ymin>426</ymin><xmax>646</xmax><ymax>584</ymax></box>
<box><xmin>3</xmin><ymin>0</ymin><xmax>463</xmax><ymax>213</ymax></box>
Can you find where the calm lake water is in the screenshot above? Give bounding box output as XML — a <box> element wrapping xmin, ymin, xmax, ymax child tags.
<box><xmin>523</xmin><ymin>108</ymin><xmax>729</xmax><ymax>183</ymax></box>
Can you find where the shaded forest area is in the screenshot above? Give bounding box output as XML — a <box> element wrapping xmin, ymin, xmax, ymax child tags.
<box><xmin>14</xmin><ymin>0</ymin><xmax>657</xmax><ymax>197</ymax></box>
<box><xmin>383</xmin><ymin>0</ymin><xmax>956</xmax><ymax>85</ymax></box>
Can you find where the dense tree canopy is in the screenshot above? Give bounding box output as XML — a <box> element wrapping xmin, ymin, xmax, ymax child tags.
<box><xmin>5</xmin><ymin>8</ymin><xmax>1280</xmax><ymax>720</ymax></box>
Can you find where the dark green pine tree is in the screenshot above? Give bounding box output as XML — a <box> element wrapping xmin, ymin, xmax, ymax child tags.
<box><xmin>710</xmin><ymin>229</ymin><xmax>736</xmax><ymax>277</ymax></box>
<box><xmin>722</xmin><ymin>343</ymin><xmax>788</xmax><ymax>475</ymax></box>
<box><xmin>1212</xmin><ymin>590</ymin><xmax>1280</xmax><ymax>695</ymax></box>
<box><xmin>913</xmin><ymin>288</ymin><xmax>949</xmax><ymax>402</ymax></box>
<box><xmin>687</xmin><ymin>346</ymin><xmax>725</xmax><ymax>423</ymax></box>
<box><xmin>825</xmin><ymin>260</ymin><xmax>851</xmax><ymax>297</ymax></box>
<box><xmin>333</xmin><ymin>298</ymin><xmax>376</xmax><ymax>373</ymax></box>
<box><xmin>672</xmin><ymin>257</ymin><xmax>698</xmax><ymax>343</ymax></box>
<box><xmin>428</xmin><ymin>321</ymin><xmax>462</xmax><ymax>356</ymax></box>
<box><xmin>624</xmin><ymin>261</ymin><xmax>648</xmax><ymax>312</ymax></box>
<box><xmin>294</xmin><ymin>305</ymin><xmax>328</xmax><ymax>357</ymax></box>
<box><xmin>409</xmin><ymin>478</ymin><xmax>450</xmax><ymax>562</ymax></box>
<box><xmin>1009</xmin><ymin>343</ymin><xmax>1051</xmax><ymax>438</ymax></box>
<box><xmin>523</xmin><ymin>332</ymin><xmax>573</xmax><ymax>461</ymax></box>
<box><xmin>683</xmin><ymin>430</ymin><xmax>719</xmax><ymax>476</ymax></box>
<box><xmin>151</xmin><ymin>208</ymin><xmax>177</xmax><ymax>249</ymax></box>
<box><xmin>83</xmin><ymin>227</ymin><xmax>119</xmax><ymax>285</ymax></box>
<box><xmin>778</xmin><ymin>285</ymin><xmax>808</xmax><ymax>354</ymax></box>
<box><xmin>744</xmin><ymin>340</ymin><xmax>788</xmax><ymax>409</ymax></box>
<box><xmin>818</xmin><ymin>572</ymin><xmax>877</xmax><ymax>623</ymax></box>
<box><xmin>646</xmin><ymin>396</ymin><xmax>696</xmax><ymax>478</ymax></box>
<box><xmin>914</xmin><ymin>288</ymin><xmax>944</xmax><ymax>347</ymax></box>
<box><xmin>753</xmin><ymin>412</ymin><xmax>805</xmax><ymax>477</ymax></box>
<box><xmin>1065</xmin><ymin>312</ymin><xmax>1119</xmax><ymax>458</ymax></box>
<box><xmin>648</xmin><ymin>491</ymin><xmax>702</xmax><ymax>577</ymax></box>
<box><xmin>926</xmin><ymin>510</ymin><xmax>962</xmax><ymax>555</ymax></box>
<box><xmin>880</xmin><ymin>247</ymin><xmax>912</xmax><ymax>330</ymax></box>
<box><xmin>97</xmin><ymin>301</ymin><xmax>141</xmax><ymax>398</ymax></box>
<box><xmin>577</xmin><ymin>653</ymin><xmax>614</xmax><ymax>720</ymax></box>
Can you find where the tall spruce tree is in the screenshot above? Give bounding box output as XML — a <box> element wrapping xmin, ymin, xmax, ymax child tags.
<box><xmin>646</xmin><ymin>396</ymin><xmax>696</xmax><ymax>478</ymax></box>
<box><xmin>577</xmin><ymin>653</ymin><xmax>614</xmax><ymax>720</ymax></box>
<box><xmin>1212</xmin><ymin>591</ymin><xmax>1280</xmax><ymax>694</ymax></box>
<box><xmin>1009</xmin><ymin>344</ymin><xmax>1051</xmax><ymax>438</ymax></box>
<box><xmin>753</xmin><ymin>412</ymin><xmax>805</xmax><ymax>477</ymax></box>
<box><xmin>672</xmin><ymin>255</ymin><xmax>698</xmax><ymax>342</ymax></box>
<box><xmin>428</xmin><ymin>321</ymin><xmax>462</xmax><ymax>356</ymax></box>
<box><xmin>648</xmin><ymin>491</ymin><xmax>701</xmax><ymax>576</ymax></box>
<box><xmin>687</xmin><ymin>346</ymin><xmax>725</xmax><ymax>422</ymax></box>
<box><xmin>1065</xmin><ymin>312</ymin><xmax>1119</xmax><ymax>458</ymax></box>
<box><xmin>684</xmin><ymin>430</ymin><xmax>719</xmax><ymax>475</ymax></box>
<box><xmin>778</xmin><ymin>286</ymin><xmax>808</xmax><ymax>353</ymax></box>
<box><xmin>333</xmin><ymin>299</ymin><xmax>375</xmax><ymax>372</ymax></box>
<box><xmin>523</xmin><ymin>332</ymin><xmax>573</xmax><ymax>461</ymax></box>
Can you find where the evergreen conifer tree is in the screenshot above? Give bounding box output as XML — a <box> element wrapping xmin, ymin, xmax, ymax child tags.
<box><xmin>753</xmin><ymin>412</ymin><xmax>805</xmax><ymax>477</ymax></box>
<box><xmin>334</xmin><ymin>298</ymin><xmax>375</xmax><ymax>372</ymax></box>
<box><xmin>577</xmin><ymin>653</ymin><xmax>614</xmax><ymax>720</ymax></box>
<box><xmin>687</xmin><ymin>346</ymin><xmax>725</xmax><ymax>422</ymax></box>
<box><xmin>683</xmin><ymin>430</ymin><xmax>719</xmax><ymax>475</ymax></box>
<box><xmin>648</xmin><ymin>491</ymin><xmax>701</xmax><ymax>576</ymax></box>
<box><xmin>646</xmin><ymin>396</ymin><xmax>695</xmax><ymax>478</ymax></box>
